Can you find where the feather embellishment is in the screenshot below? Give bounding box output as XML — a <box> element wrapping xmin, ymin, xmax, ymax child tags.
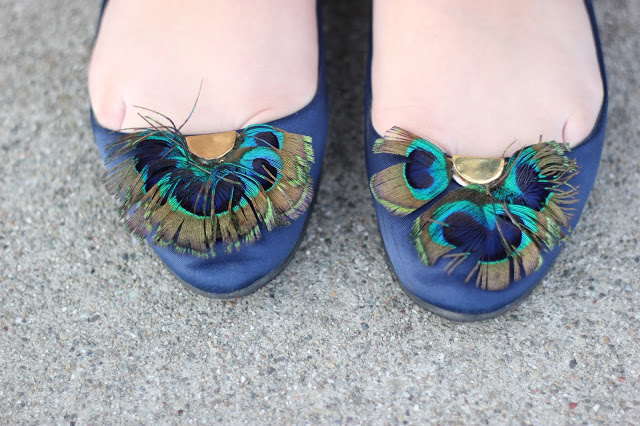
<box><xmin>370</xmin><ymin>127</ymin><xmax>578</xmax><ymax>290</ymax></box>
<box><xmin>104</xmin><ymin>120</ymin><xmax>314</xmax><ymax>257</ymax></box>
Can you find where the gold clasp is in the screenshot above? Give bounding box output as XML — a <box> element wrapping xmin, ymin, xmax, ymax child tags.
<box><xmin>451</xmin><ymin>155</ymin><xmax>505</xmax><ymax>186</ymax></box>
<box><xmin>185</xmin><ymin>130</ymin><xmax>238</xmax><ymax>160</ymax></box>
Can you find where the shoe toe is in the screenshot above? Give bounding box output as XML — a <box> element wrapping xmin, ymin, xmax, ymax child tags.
<box><xmin>367</xmin><ymin>102</ymin><xmax>607</xmax><ymax>320</ymax></box>
<box><xmin>90</xmin><ymin>74</ymin><xmax>328</xmax><ymax>297</ymax></box>
<box><xmin>366</xmin><ymin>68</ymin><xmax>607</xmax><ymax>319</ymax></box>
<box><xmin>148</xmin><ymin>214</ymin><xmax>308</xmax><ymax>297</ymax></box>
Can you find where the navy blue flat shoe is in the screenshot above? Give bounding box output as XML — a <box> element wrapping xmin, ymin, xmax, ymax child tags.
<box><xmin>91</xmin><ymin>2</ymin><xmax>328</xmax><ymax>298</ymax></box>
<box><xmin>365</xmin><ymin>0</ymin><xmax>608</xmax><ymax>321</ymax></box>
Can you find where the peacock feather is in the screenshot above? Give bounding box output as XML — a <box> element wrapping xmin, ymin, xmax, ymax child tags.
<box><xmin>370</xmin><ymin>127</ymin><xmax>452</xmax><ymax>215</ymax></box>
<box><xmin>103</xmin><ymin>119</ymin><xmax>314</xmax><ymax>258</ymax></box>
<box><xmin>371</xmin><ymin>127</ymin><xmax>578</xmax><ymax>290</ymax></box>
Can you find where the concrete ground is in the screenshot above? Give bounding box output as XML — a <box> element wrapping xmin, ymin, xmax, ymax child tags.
<box><xmin>1</xmin><ymin>0</ymin><xmax>639</xmax><ymax>423</ymax></box>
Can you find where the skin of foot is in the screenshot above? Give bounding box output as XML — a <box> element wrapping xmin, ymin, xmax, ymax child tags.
<box><xmin>372</xmin><ymin>0</ymin><xmax>604</xmax><ymax>157</ymax></box>
<box><xmin>89</xmin><ymin>0</ymin><xmax>318</xmax><ymax>134</ymax></box>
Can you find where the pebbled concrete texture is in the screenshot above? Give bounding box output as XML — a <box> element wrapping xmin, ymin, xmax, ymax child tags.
<box><xmin>1</xmin><ymin>0</ymin><xmax>639</xmax><ymax>423</ymax></box>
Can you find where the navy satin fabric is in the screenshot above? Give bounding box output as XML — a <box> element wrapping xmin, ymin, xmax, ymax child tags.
<box><xmin>91</xmin><ymin>4</ymin><xmax>328</xmax><ymax>294</ymax></box>
<box><xmin>364</xmin><ymin>0</ymin><xmax>608</xmax><ymax>315</ymax></box>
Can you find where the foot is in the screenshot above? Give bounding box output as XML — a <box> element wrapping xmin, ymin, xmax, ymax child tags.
<box><xmin>89</xmin><ymin>0</ymin><xmax>318</xmax><ymax>134</ymax></box>
<box><xmin>371</xmin><ymin>0</ymin><xmax>604</xmax><ymax>157</ymax></box>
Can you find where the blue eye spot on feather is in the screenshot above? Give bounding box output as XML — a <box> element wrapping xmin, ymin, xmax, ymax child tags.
<box><xmin>370</xmin><ymin>127</ymin><xmax>452</xmax><ymax>215</ymax></box>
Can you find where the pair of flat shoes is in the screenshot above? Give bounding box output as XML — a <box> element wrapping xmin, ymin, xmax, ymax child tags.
<box><xmin>91</xmin><ymin>0</ymin><xmax>607</xmax><ymax>321</ymax></box>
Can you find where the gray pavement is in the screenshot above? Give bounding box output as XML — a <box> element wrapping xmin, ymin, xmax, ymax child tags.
<box><xmin>1</xmin><ymin>0</ymin><xmax>639</xmax><ymax>423</ymax></box>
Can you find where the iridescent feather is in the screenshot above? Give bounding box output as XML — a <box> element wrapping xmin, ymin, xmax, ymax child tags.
<box><xmin>104</xmin><ymin>121</ymin><xmax>314</xmax><ymax>257</ymax></box>
<box><xmin>370</xmin><ymin>127</ymin><xmax>452</xmax><ymax>215</ymax></box>
<box><xmin>411</xmin><ymin>187</ymin><xmax>543</xmax><ymax>290</ymax></box>
<box><xmin>371</xmin><ymin>128</ymin><xmax>578</xmax><ymax>290</ymax></box>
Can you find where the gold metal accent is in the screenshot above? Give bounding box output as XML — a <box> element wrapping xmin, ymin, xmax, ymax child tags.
<box><xmin>185</xmin><ymin>131</ymin><xmax>238</xmax><ymax>160</ymax></box>
<box><xmin>451</xmin><ymin>155</ymin><xmax>505</xmax><ymax>186</ymax></box>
